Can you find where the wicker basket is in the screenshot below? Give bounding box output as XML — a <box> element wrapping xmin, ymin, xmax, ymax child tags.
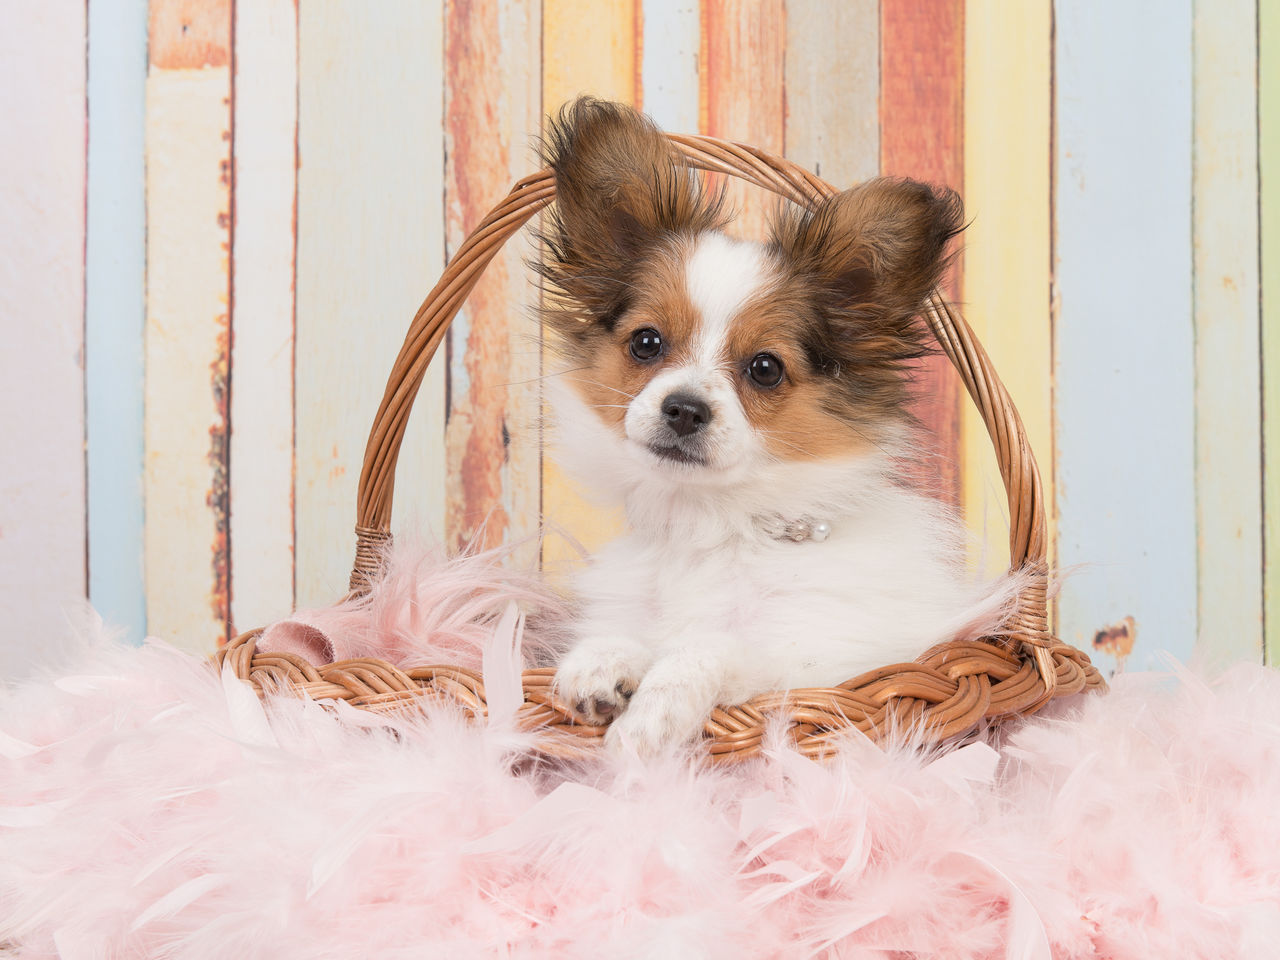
<box><xmin>218</xmin><ymin>133</ymin><xmax>1105</xmax><ymax>761</ymax></box>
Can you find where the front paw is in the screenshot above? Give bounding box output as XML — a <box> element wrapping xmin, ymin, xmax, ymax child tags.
<box><xmin>554</xmin><ymin>642</ymin><xmax>645</xmax><ymax>726</ymax></box>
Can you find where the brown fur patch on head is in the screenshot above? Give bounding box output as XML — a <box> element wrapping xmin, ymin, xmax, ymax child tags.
<box><xmin>562</xmin><ymin>239</ymin><xmax>700</xmax><ymax>433</ymax></box>
<box><xmin>536</xmin><ymin>98</ymin><xmax>726</xmax><ymax>357</ymax></box>
<box><xmin>767</xmin><ymin>177</ymin><xmax>964</xmax><ymax>431</ymax></box>
<box><xmin>720</xmin><ymin>281</ymin><xmax>884</xmax><ymax>461</ymax></box>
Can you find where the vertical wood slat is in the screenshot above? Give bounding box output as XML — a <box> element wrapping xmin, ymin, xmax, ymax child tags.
<box><xmin>0</xmin><ymin>2</ymin><xmax>87</xmax><ymax>678</ymax></box>
<box><xmin>879</xmin><ymin>0</ymin><xmax>964</xmax><ymax>507</ymax></box>
<box><xmin>443</xmin><ymin>0</ymin><xmax>543</xmax><ymax>559</ymax></box>
<box><xmin>86</xmin><ymin>0</ymin><xmax>149</xmax><ymax>644</ymax></box>
<box><xmin>701</xmin><ymin>0</ymin><xmax>786</xmax><ymax>238</ymax></box>
<box><xmin>1262</xmin><ymin>0</ymin><xmax>1280</xmax><ymax>666</ymax></box>
<box><xmin>294</xmin><ymin>2</ymin><xmax>446</xmax><ymax>609</ymax></box>
<box><xmin>539</xmin><ymin>0</ymin><xmax>637</xmax><ymax>575</ymax></box>
<box><xmin>961</xmin><ymin>0</ymin><xmax>1053</xmax><ymax>580</ymax></box>
<box><xmin>639</xmin><ymin>0</ymin><xmax>700</xmax><ymax>133</ymax></box>
<box><xmin>1191</xmin><ymin>0</ymin><xmax>1262</xmax><ymax>665</ymax></box>
<box><xmin>144</xmin><ymin>0</ymin><xmax>233</xmax><ymax>654</ymax></box>
<box><xmin>783</xmin><ymin>0</ymin><xmax>879</xmax><ymax>191</ymax></box>
<box><xmin>1053</xmin><ymin>0</ymin><xmax>1196</xmax><ymax>672</ymax></box>
<box><xmin>229</xmin><ymin>0</ymin><xmax>298</xmax><ymax>634</ymax></box>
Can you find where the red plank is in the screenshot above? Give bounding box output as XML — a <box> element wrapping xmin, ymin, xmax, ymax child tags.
<box><xmin>880</xmin><ymin>0</ymin><xmax>964</xmax><ymax>505</ymax></box>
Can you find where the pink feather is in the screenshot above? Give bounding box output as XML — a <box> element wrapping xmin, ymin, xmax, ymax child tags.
<box><xmin>3</xmin><ymin>557</ymin><xmax>1280</xmax><ymax>957</ymax></box>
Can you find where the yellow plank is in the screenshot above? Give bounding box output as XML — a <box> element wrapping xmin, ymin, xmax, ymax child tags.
<box><xmin>961</xmin><ymin>0</ymin><xmax>1053</xmax><ymax>584</ymax></box>
<box><xmin>1192</xmin><ymin>0</ymin><xmax>1262</xmax><ymax>664</ymax></box>
<box><xmin>539</xmin><ymin>0</ymin><xmax>637</xmax><ymax>574</ymax></box>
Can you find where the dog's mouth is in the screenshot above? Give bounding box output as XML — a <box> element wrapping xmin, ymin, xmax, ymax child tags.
<box><xmin>647</xmin><ymin>443</ymin><xmax>707</xmax><ymax>466</ymax></box>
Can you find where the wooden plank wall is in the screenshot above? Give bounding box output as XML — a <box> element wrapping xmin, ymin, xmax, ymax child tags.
<box><xmin>2</xmin><ymin>0</ymin><xmax>1276</xmax><ymax>676</ymax></box>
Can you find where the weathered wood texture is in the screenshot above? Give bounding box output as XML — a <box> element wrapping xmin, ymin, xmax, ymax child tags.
<box><xmin>702</xmin><ymin>0</ymin><xmax>786</xmax><ymax>238</ymax></box>
<box><xmin>539</xmin><ymin>0</ymin><xmax>637</xmax><ymax>574</ymax></box>
<box><xmin>880</xmin><ymin>0</ymin><xmax>964</xmax><ymax>506</ymax></box>
<box><xmin>1054</xmin><ymin>0</ymin><xmax>1197</xmax><ymax>672</ymax></box>
<box><xmin>294</xmin><ymin>2</ymin><xmax>446</xmax><ymax>610</ymax></box>
<box><xmin>1265</xmin><ymin>0</ymin><xmax>1280</xmax><ymax>666</ymax></box>
<box><xmin>443</xmin><ymin>0</ymin><xmax>543</xmax><ymax>559</ymax></box>
<box><xmin>143</xmin><ymin>1</ymin><xmax>233</xmax><ymax>654</ymax></box>
<box><xmin>0</xmin><ymin>1</ymin><xmax>88</xmax><ymax>678</ymax></box>
<box><xmin>86</xmin><ymin>0</ymin><xmax>149</xmax><ymax>644</ymax></box>
<box><xmin>640</xmin><ymin>0</ymin><xmax>700</xmax><ymax>132</ymax></box>
<box><xmin>961</xmin><ymin>0</ymin><xmax>1053</xmax><ymax>580</ymax></box>
<box><xmin>1192</xmin><ymin>0</ymin><xmax>1262</xmax><ymax>665</ymax></box>
<box><xmin>230</xmin><ymin>0</ymin><xmax>299</xmax><ymax>635</ymax></box>
<box><xmin>784</xmin><ymin>0</ymin><xmax>879</xmax><ymax>190</ymax></box>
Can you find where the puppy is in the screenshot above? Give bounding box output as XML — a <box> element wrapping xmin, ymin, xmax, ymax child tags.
<box><xmin>541</xmin><ymin>99</ymin><xmax>1015</xmax><ymax>755</ymax></box>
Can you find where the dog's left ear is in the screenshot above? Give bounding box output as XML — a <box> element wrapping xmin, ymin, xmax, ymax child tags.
<box><xmin>769</xmin><ymin>177</ymin><xmax>964</xmax><ymax>326</ymax></box>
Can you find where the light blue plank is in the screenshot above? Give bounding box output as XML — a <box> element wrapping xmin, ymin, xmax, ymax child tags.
<box><xmin>1054</xmin><ymin>0</ymin><xmax>1196</xmax><ymax>673</ymax></box>
<box><xmin>641</xmin><ymin>0</ymin><xmax>699</xmax><ymax>132</ymax></box>
<box><xmin>86</xmin><ymin>0</ymin><xmax>149</xmax><ymax>643</ymax></box>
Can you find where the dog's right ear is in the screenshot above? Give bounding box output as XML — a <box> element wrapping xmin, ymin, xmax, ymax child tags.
<box><xmin>538</xmin><ymin>98</ymin><xmax>723</xmax><ymax>333</ymax></box>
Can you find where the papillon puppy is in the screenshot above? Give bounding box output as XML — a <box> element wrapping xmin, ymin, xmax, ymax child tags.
<box><xmin>541</xmin><ymin>99</ymin><xmax>1016</xmax><ymax>755</ymax></box>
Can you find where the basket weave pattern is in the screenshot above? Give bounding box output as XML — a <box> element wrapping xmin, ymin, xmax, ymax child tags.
<box><xmin>219</xmin><ymin>135</ymin><xmax>1105</xmax><ymax>760</ymax></box>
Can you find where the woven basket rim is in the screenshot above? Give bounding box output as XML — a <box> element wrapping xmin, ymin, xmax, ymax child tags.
<box><xmin>221</xmin><ymin>127</ymin><xmax>1105</xmax><ymax>760</ymax></box>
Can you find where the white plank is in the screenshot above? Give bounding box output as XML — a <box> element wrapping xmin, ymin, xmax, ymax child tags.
<box><xmin>641</xmin><ymin>0</ymin><xmax>699</xmax><ymax>132</ymax></box>
<box><xmin>295</xmin><ymin>1</ymin><xmax>446</xmax><ymax>609</ymax></box>
<box><xmin>1054</xmin><ymin>0</ymin><xmax>1196</xmax><ymax>672</ymax></box>
<box><xmin>86</xmin><ymin>0</ymin><xmax>149</xmax><ymax>645</ymax></box>
<box><xmin>230</xmin><ymin>0</ymin><xmax>299</xmax><ymax>634</ymax></box>
<box><xmin>0</xmin><ymin>1</ymin><xmax>88</xmax><ymax>679</ymax></box>
<box><xmin>1192</xmin><ymin>0</ymin><xmax>1262</xmax><ymax>665</ymax></box>
<box><xmin>783</xmin><ymin>0</ymin><xmax>879</xmax><ymax>189</ymax></box>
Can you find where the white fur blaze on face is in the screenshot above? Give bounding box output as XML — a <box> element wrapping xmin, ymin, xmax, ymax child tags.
<box><xmin>623</xmin><ymin>233</ymin><xmax>774</xmax><ymax>475</ymax></box>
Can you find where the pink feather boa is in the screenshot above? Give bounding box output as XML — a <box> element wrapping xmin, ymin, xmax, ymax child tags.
<box><xmin>2</xmin><ymin>547</ymin><xmax>1279</xmax><ymax>958</ymax></box>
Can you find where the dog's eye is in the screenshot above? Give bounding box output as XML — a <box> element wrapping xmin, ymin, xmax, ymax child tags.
<box><xmin>629</xmin><ymin>328</ymin><xmax>663</xmax><ymax>362</ymax></box>
<box><xmin>747</xmin><ymin>353</ymin><xmax>784</xmax><ymax>388</ymax></box>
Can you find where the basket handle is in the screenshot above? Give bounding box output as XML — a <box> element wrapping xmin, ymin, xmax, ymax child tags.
<box><xmin>348</xmin><ymin>134</ymin><xmax>1055</xmax><ymax>687</ymax></box>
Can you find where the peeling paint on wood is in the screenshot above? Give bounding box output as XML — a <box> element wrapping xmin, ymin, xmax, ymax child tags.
<box><xmin>443</xmin><ymin>0</ymin><xmax>543</xmax><ymax>557</ymax></box>
<box><xmin>880</xmin><ymin>0</ymin><xmax>964</xmax><ymax>507</ymax></box>
<box><xmin>1092</xmin><ymin>615</ymin><xmax>1137</xmax><ymax>673</ymax></box>
<box><xmin>144</xmin><ymin>60</ymin><xmax>233</xmax><ymax>654</ymax></box>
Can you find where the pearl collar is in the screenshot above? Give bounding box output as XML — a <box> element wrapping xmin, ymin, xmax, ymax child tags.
<box><xmin>757</xmin><ymin>515</ymin><xmax>833</xmax><ymax>543</ymax></box>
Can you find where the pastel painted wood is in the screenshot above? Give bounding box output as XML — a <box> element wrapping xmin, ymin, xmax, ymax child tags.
<box><xmin>294</xmin><ymin>2</ymin><xmax>447</xmax><ymax>609</ymax></box>
<box><xmin>961</xmin><ymin>0</ymin><xmax>1053</xmax><ymax>580</ymax></box>
<box><xmin>1191</xmin><ymin>0</ymin><xmax>1262</xmax><ymax>665</ymax></box>
<box><xmin>539</xmin><ymin>0</ymin><xmax>636</xmax><ymax>574</ymax></box>
<box><xmin>443</xmin><ymin>0</ymin><xmax>543</xmax><ymax>559</ymax></box>
<box><xmin>879</xmin><ymin>0</ymin><xmax>964</xmax><ymax>507</ymax></box>
<box><xmin>143</xmin><ymin>1</ymin><xmax>232</xmax><ymax>654</ymax></box>
<box><xmin>783</xmin><ymin>0</ymin><xmax>879</xmax><ymax>190</ymax></box>
<box><xmin>701</xmin><ymin>0</ymin><xmax>786</xmax><ymax>238</ymax></box>
<box><xmin>230</xmin><ymin>0</ymin><xmax>299</xmax><ymax>635</ymax></box>
<box><xmin>640</xmin><ymin>0</ymin><xmax>700</xmax><ymax>132</ymax></box>
<box><xmin>0</xmin><ymin>1</ymin><xmax>87</xmax><ymax>679</ymax></box>
<box><xmin>1053</xmin><ymin>0</ymin><xmax>1197</xmax><ymax>672</ymax></box>
<box><xmin>1262</xmin><ymin>0</ymin><xmax>1280</xmax><ymax>665</ymax></box>
<box><xmin>86</xmin><ymin>0</ymin><xmax>149</xmax><ymax>644</ymax></box>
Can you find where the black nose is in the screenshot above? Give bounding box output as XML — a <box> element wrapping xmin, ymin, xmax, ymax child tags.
<box><xmin>661</xmin><ymin>393</ymin><xmax>711</xmax><ymax>437</ymax></box>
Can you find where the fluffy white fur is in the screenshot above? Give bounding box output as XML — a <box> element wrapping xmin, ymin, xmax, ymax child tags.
<box><xmin>553</xmin><ymin>233</ymin><xmax>1016</xmax><ymax>754</ymax></box>
<box><xmin>3</xmin><ymin>609</ymin><xmax>1280</xmax><ymax>959</ymax></box>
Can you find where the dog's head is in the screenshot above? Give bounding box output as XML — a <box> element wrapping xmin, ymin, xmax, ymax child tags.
<box><xmin>538</xmin><ymin>98</ymin><xmax>962</xmax><ymax>483</ymax></box>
